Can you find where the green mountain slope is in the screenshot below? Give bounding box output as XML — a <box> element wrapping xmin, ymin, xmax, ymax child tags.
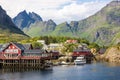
<box><xmin>76</xmin><ymin>1</ymin><xmax>120</xmax><ymax>45</ymax></box>
<box><xmin>24</xmin><ymin>19</ymin><xmax>56</xmax><ymax>37</ymax></box>
<box><xmin>51</xmin><ymin>22</ymin><xmax>74</xmax><ymax>37</ymax></box>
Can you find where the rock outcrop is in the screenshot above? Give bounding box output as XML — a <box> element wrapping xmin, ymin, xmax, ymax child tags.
<box><xmin>101</xmin><ymin>46</ymin><xmax>120</xmax><ymax>63</ymax></box>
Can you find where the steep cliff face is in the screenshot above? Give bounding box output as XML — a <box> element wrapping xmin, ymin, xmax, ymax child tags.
<box><xmin>75</xmin><ymin>1</ymin><xmax>120</xmax><ymax>45</ymax></box>
<box><xmin>0</xmin><ymin>6</ymin><xmax>14</xmax><ymax>27</ymax></box>
<box><xmin>29</xmin><ymin>12</ymin><xmax>42</xmax><ymax>22</ymax></box>
<box><xmin>0</xmin><ymin>6</ymin><xmax>26</xmax><ymax>35</ymax></box>
<box><xmin>13</xmin><ymin>10</ymin><xmax>42</xmax><ymax>30</ymax></box>
<box><xmin>0</xmin><ymin>6</ymin><xmax>28</xmax><ymax>43</ymax></box>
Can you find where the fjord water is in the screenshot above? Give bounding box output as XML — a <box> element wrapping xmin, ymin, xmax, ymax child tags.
<box><xmin>0</xmin><ymin>62</ymin><xmax>120</xmax><ymax>80</ymax></box>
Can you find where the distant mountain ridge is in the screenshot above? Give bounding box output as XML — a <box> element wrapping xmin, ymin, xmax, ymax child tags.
<box><xmin>13</xmin><ymin>1</ymin><xmax>120</xmax><ymax>46</ymax></box>
<box><xmin>13</xmin><ymin>10</ymin><xmax>42</xmax><ymax>30</ymax></box>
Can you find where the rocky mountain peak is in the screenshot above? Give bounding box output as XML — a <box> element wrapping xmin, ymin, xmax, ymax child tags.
<box><xmin>47</xmin><ymin>19</ymin><xmax>56</xmax><ymax>26</ymax></box>
<box><xmin>13</xmin><ymin>10</ymin><xmax>43</xmax><ymax>30</ymax></box>
<box><xmin>107</xmin><ymin>1</ymin><xmax>120</xmax><ymax>7</ymax></box>
<box><xmin>0</xmin><ymin>6</ymin><xmax>6</xmax><ymax>14</ymax></box>
<box><xmin>0</xmin><ymin>6</ymin><xmax>15</xmax><ymax>27</ymax></box>
<box><xmin>18</xmin><ymin>10</ymin><xmax>28</xmax><ymax>17</ymax></box>
<box><xmin>29</xmin><ymin>12</ymin><xmax>43</xmax><ymax>22</ymax></box>
<box><xmin>70</xmin><ymin>21</ymin><xmax>78</xmax><ymax>27</ymax></box>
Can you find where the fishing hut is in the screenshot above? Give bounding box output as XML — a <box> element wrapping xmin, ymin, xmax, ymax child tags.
<box><xmin>0</xmin><ymin>42</ymin><xmax>52</xmax><ymax>69</ymax></box>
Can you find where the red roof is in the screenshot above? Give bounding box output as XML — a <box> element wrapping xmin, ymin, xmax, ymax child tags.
<box><xmin>66</xmin><ymin>40</ymin><xmax>77</xmax><ymax>43</ymax></box>
<box><xmin>72</xmin><ymin>49</ymin><xmax>91</xmax><ymax>57</ymax></box>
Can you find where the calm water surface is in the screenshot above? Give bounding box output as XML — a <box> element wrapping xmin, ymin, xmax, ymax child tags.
<box><xmin>0</xmin><ymin>62</ymin><xmax>120</xmax><ymax>80</ymax></box>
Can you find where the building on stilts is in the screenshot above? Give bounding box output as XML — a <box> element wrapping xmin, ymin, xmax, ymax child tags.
<box><xmin>0</xmin><ymin>42</ymin><xmax>52</xmax><ymax>69</ymax></box>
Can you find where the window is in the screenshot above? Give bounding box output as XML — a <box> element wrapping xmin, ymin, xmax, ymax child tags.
<box><xmin>5</xmin><ymin>49</ymin><xmax>18</xmax><ymax>53</ymax></box>
<box><xmin>12</xmin><ymin>46</ymin><xmax>15</xmax><ymax>49</ymax></box>
<box><xmin>4</xmin><ymin>53</ymin><xmax>18</xmax><ymax>58</ymax></box>
<box><xmin>42</xmin><ymin>54</ymin><xmax>48</xmax><ymax>57</ymax></box>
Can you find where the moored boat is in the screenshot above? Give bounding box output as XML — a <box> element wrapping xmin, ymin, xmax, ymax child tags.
<box><xmin>74</xmin><ymin>56</ymin><xmax>86</xmax><ymax>65</ymax></box>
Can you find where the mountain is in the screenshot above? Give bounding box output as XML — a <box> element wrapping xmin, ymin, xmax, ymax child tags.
<box><xmin>24</xmin><ymin>19</ymin><xmax>56</xmax><ymax>37</ymax></box>
<box><xmin>0</xmin><ymin>6</ymin><xmax>28</xmax><ymax>43</ymax></box>
<box><xmin>13</xmin><ymin>10</ymin><xmax>42</xmax><ymax>30</ymax></box>
<box><xmin>22</xmin><ymin>1</ymin><xmax>120</xmax><ymax>46</ymax></box>
<box><xmin>0</xmin><ymin>6</ymin><xmax>27</xmax><ymax>35</ymax></box>
<box><xmin>76</xmin><ymin>1</ymin><xmax>120</xmax><ymax>45</ymax></box>
<box><xmin>52</xmin><ymin>1</ymin><xmax>120</xmax><ymax>46</ymax></box>
<box><xmin>51</xmin><ymin>22</ymin><xmax>76</xmax><ymax>37</ymax></box>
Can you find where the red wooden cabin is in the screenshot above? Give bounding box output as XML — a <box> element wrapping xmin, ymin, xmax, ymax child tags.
<box><xmin>72</xmin><ymin>49</ymin><xmax>91</xmax><ymax>57</ymax></box>
<box><xmin>0</xmin><ymin>42</ymin><xmax>24</xmax><ymax>59</ymax></box>
<box><xmin>72</xmin><ymin>49</ymin><xmax>93</xmax><ymax>63</ymax></box>
<box><xmin>0</xmin><ymin>42</ymin><xmax>51</xmax><ymax>60</ymax></box>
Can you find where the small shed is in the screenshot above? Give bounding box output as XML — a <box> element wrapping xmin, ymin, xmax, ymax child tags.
<box><xmin>50</xmin><ymin>50</ymin><xmax>60</xmax><ymax>59</ymax></box>
<box><xmin>72</xmin><ymin>49</ymin><xmax>93</xmax><ymax>63</ymax></box>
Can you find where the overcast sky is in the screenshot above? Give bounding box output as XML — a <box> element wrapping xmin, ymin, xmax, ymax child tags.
<box><xmin>0</xmin><ymin>0</ymin><xmax>112</xmax><ymax>24</ymax></box>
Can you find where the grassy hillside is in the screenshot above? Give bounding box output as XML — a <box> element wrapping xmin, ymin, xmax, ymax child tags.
<box><xmin>0</xmin><ymin>33</ymin><xmax>28</xmax><ymax>43</ymax></box>
<box><xmin>24</xmin><ymin>20</ymin><xmax>56</xmax><ymax>37</ymax></box>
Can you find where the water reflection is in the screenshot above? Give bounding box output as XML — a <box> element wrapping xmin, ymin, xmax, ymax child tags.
<box><xmin>0</xmin><ymin>68</ymin><xmax>53</xmax><ymax>74</ymax></box>
<box><xmin>107</xmin><ymin>62</ymin><xmax>120</xmax><ymax>67</ymax></box>
<box><xmin>0</xmin><ymin>63</ymin><xmax>120</xmax><ymax>80</ymax></box>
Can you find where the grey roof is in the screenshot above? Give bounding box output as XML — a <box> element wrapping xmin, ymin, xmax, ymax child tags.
<box><xmin>24</xmin><ymin>49</ymin><xmax>45</xmax><ymax>54</ymax></box>
<box><xmin>23</xmin><ymin>43</ymin><xmax>33</xmax><ymax>50</ymax></box>
<box><xmin>50</xmin><ymin>50</ymin><xmax>59</xmax><ymax>53</ymax></box>
<box><xmin>0</xmin><ymin>44</ymin><xmax>3</xmax><ymax>48</ymax></box>
<box><xmin>73</xmin><ymin>49</ymin><xmax>91</xmax><ymax>52</ymax></box>
<box><xmin>0</xmin><ymin>44</ymin><xmax>3</xmax><ymax>52</ymax></box>
<box><xmin>0</xmin><ymin>42</ymin><xmax>25</xmax><ymax>51</ymax></box>
<box><xmin>0</xmin><ymin>43</ymin><xmax>9</xmax><ymax>51</ymax></box>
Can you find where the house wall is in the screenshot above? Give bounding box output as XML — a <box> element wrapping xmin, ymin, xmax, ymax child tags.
<box><xmin>2</xmin><ymin>44</ymin><xmax>21</xmax><ymax>58</ymax></box>
<box><xmin>72</xmin><ymin>51</ymin><xmax>91</xmax><ymax>57</ymax></box>
<box><xmin>3</xmin><ymin>44</ymin><xmax>21</xmax><ymax>54</ymax></box>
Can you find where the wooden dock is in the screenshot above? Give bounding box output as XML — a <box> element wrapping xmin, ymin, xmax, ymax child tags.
<box><xmin>0</xmin><ymin>59</ymin><xmax>52</xmax><ymax>69</ymax></box>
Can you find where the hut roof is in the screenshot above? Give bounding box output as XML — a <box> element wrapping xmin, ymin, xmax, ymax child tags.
<box><xmin>23</xmin><ymin>43</ymin><xmax>33</xmax><ymax>50</ymax></box>
<box><xmin>24</xmin><ymin>49</ymin><xmax>46</xmax><ymax>54</ymax></box>
<box><xmin>0</xmin><ymin>42</ymin><xmax>25</xmax><ymax>51</ymax></box>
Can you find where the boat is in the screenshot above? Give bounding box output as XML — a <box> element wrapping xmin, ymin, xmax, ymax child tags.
<box><xmin>44</xmin><ymin>61</ymin><xmax>53</xmax><ymax>70</ymax></box>
<box><xmin>74</xmin><ymin>56</ymin><xmax>86</xmax><ymax>65</ymax></box>
<box><xmin>60</xmin><ymin>61</ymin><xmax>69</xmax><ymax>65</ymax></box>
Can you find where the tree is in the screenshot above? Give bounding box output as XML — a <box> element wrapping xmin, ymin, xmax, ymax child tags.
<box><xmin>80</xmin><ymin>38</ymin><xmax>89</xmax><ymax>45</ymax></box>
<box><xmin>88</xmin><ymin>43</ymin><xmax>100</xmax><ymax>51</ymax></box>
<box><xmin>32</xmin><ymin>42</ymin><xmax>43</xmax><ymax>49</ymax></box>
<box><xmin>61</xmin><ymin>43</ymin><xmax>78</xmax><ymax>55</ymax></box>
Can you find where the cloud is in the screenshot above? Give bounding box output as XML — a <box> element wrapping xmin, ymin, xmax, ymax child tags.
<box><xmin>57</xmin><ymin>1</ymin><xmax>108</xmax><ymax>22</ymax></box>
<box><xmin>0</xmin><ymin>0</ymin><xmax>111</xmax><ymax>24</ymax></box>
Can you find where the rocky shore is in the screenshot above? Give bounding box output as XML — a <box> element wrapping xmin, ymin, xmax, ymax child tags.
<box><xmin>98</xmin><ymin>46</ymin><xmax>120</xmax><ymax>63</ymax></box>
